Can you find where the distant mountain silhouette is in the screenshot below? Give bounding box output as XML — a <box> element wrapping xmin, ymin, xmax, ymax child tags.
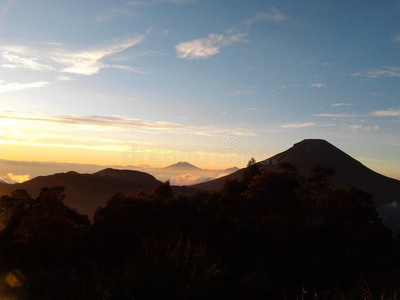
<box><xmin>192</xmin><ymin>139</ymin><xmax>400</xmax><ymax>207</ymax></box>
<box><xmin>222</xmin><ymin>166</ymin><xmax>239</xmax><ymax>173</ymax></box>
<box><xmin>95</xmin><ymin>168</ymin><xmax>160</xmax><ymax>188</ymax></box>
<box><xmin>0</xmin><ymin>168</ymin><xmax>197</xmax><ymax>218</ymax></box>
<box><xmin>163</xmin><ymin>162</ymin><xmax>238</xmax><ymax>174</ymax></box>
<box><xmin>163</xmin><ymin>162</ymin><xmax>201</xmax><ymax>172</ymax></box>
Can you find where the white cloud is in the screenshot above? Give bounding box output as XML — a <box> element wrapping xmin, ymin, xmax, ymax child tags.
<box><xmin>0</xmin><ymin>173</ymin><xmax>30</xmax><ymax>184</ymax></box>
<box><xmin>331</xmin><ymin>103</ymin><xmax>354</xmax><ymax>107</ymax></box>
<box><xmin>107</xmin><ymin>64</ymin><xmax>146</xmax><ymax>74</ymax></box>
<box><xmin>2</xmin><ymin>50</ymin><xmax>54</xmax><ymax>71</ymax></box>
<box><xmin>310</xmin><ymin>83</ymin><xmax>327</xmax><ymax>88</ymax></box>
<box><xmin>0</xmin><ymin>81</ymin><xmax>49</xmax><ymax>93</ymax></box>
<box><xmin>1</xmin><ymin>35</ymin><xmax>146</xmax><ymax>76</ymax></box>
<box><xmin>276</xmin><ymin>83</ymin><xmax>306</xmax><ymax>90</ymax></box>
<box><xmin>231</xmin><ymin>131</ymin><xmax>257</xmax><ymax>136</ymax></box>
<box><xmin>244</xmin><ymin>8</ymin><xmax>288</xmax><ymax>24</ymax></box>
<box><xmin>0</xmin><ymin>111</ymin><xmax>182</xmax><ymax>131</ymax></box>
<box><xmin>313</xmin><ymin>113</ymin><xmax>355</xmax><ymax>118</ymax></box>
<box><xmin>368</xmin><ymin>92</ymin><xmax>384</xmax><ymax>97</ymax></box>
<box><xmin>353</xmin><ymin>67</ymin><xmax>400</xmax><ymax>78</ymax></box>
<box><xmin>157</xmin><ymin>0</ymin><xmax>195</xmax><ymax>3</ymax></box>
<box><xmin>190</xmin><ymin>131</ymin><xmax>214</xmax><ymax>136</ymax></box>
<box><xmin>371</xmin><ymin>109</ymin><xmax>400</xmax><ymax>117</ymax></box>
<box><xmin>246</xmin><ymin>107</ymin><xmax>259</xmax><ymax>111</ymax></box>
<box><xmin>349</xmin><ymin>125</ymin><xmax>379</xmax><ymax>132</ymax></box>
<box><xmin>128</xmin><ymin>0</ymin><xmax>194</xmax><ymax>5</ymax></box>
<box><xmin>280</xmin><ymin>122</ymin><xmax>316</xmax><ymax>129</ymax></box>
<box><xmin>170</xmin><ymin>174</ymin><xmax>207</xmax><ymax>185</ymax></box>
<box><xmin>175</xmin><ymin>32</ymin><xmax>248</xmax><ymax>60</ymax></box>
<box><xmin>56</xmin><ymin>75</ymin><xmax>74</xmax><ymax>81</ymax></box>
<box><xmin>52</xmin><ymin>35</ymin><xmax>146</xmax><ymax>75</ymax></box>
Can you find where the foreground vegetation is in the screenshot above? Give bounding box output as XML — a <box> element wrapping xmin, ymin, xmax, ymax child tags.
<box><xmin>0</xmin><ymin>161</ymin><xmax>399</xmax><ymax>299</ymax></box>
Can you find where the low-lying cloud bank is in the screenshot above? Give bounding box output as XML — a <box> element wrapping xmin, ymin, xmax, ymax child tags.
<box><xmin>0</xmin><ymin>173</ymin><xmax>31</xmax><ymax>184</ymax></box>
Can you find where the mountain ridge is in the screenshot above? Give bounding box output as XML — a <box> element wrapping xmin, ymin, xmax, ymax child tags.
<box><xmin>0</xmin><ymin>169</ymin><xmax>189</xmax><ymax>218</ymax></box>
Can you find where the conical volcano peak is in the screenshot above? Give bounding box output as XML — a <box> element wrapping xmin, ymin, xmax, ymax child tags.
<box><xmin>294</xmin><ymin>139</ymin><xmax>331</xmax><ymax>147</ymax></box>
<box><xmin>164</xmin><ymin>162</ymin><xmax>201</xmax><ymax>171</ymax></box>
<box><xmin>177</xmin><ymin>162</ymin><xmax>194</xmax><ymax>166</ymax></box>
<box><xmin>192</xmin><ymin>139</ymin><xmax>400</xmax><ymax>209</ymax></box>
<box><xmin>290</xmin><ymin>139</ymin><xmax>343</xmax><ymax>156</ymax></box>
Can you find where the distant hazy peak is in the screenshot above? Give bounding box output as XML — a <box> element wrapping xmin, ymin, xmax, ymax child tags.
<box><xmin>164</xmin><ymin>162</ymin><xmax>201</xmax><ymax>170</ymax></box>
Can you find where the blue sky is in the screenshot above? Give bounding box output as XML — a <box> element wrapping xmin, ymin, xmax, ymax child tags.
<box><xmin>0</xmin><ymin>0</ymin><xmax>399</xmax><ymax>179</ymax></box>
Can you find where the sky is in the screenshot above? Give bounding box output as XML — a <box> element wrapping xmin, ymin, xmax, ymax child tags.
<box><xmin>0</xmin><ymin>0</ymin><xmax>399</xmax><ymax>179</ymax></box>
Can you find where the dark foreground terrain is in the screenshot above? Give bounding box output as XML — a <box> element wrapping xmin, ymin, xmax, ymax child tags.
<box><xmin>0</xmin><ymin>159</ymin><xmax>400</xmax><ymax>299</ymax></box>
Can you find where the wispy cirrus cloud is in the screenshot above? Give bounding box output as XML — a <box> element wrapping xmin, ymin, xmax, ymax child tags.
<box><xmin>175</xmin><ymin>32</ymin><xmax>248</xmax><ymax>60</ymax></box>
<box><xmin>280</xmin><ymin>122</ymin><xmax>316</xmax><ymax>129</ymax></box>
<box><xmin>353</xmin><ymin>67</ymin><xmax>400</xmax><ymax>78</ymax></box>
<box><xmin>0</xmin><ymin>111</ymin><xmax>182</xmax><ymax>131</ymax></box>
<box><xmin>349</xmin><ymin>125</ymin><xmax>379</xmax><ymax>132</ymax></box>
<box><xmin>310</xmin><ymin>83</ymin><xmax>327</xmax><ymax>88</ymax></box>
<box><xmin>129</xmin><ymin>0</ymin><xmax>195</xmax><ymax>5</ymax></box>
<box><xmin>277</xmin><ymin>82</ymin><xmax>328</xmax><ymax>90</ymax></box>
<box><xmin>231</xmin><ymin>131</ymin><xmax>257</xmax><ymax>136</ymax></box>
<box><xmin>312</xmin><ymin>113</ymin><xmax>356</xmax><ymax>118</ymax></box>
<box><xmin>51</xmin><ymin>35</ymin><xmax>146</xmax><ymax>75</ymax></box>
<box><xmin>243</xmin><ymin>8</ymin><xmax>288</xmax><ymax>25</ymax></box>
<box><xmin>1</xmin><ymin>35</ymin><xmax>147</xmax><ymax>76</ymax></box>
<box><xmin>2</xmin><ymin>46</ymin><xmax>54</xmax><ymax>71</ymax></box>
<box><xmin>0</xmin><ymin>81</ymin><xmax>49</xmax><ymax>93</ymax></box>
<box><xmin>331</xmin><ymin>103</ymin><xmax>354</xmax><ymax>107</ymax></box>
<box><xmin>368</xmin><ymin>92</ymin><xmax>384</xmax><ymax>97</ymax></box>
<box><xmin>0</xmin><ymin>111</ymin><xmax>257</xmax><ymax>137</ymax></box>
<box><xmin>56</xmin><ymin>75</ymin><xmax>74</xmax><ymax>81</ymax></box>
<box><xmin>371</xmin><ymin>109</ymin><xmax>400</xmax><ymax>117</ymax></box>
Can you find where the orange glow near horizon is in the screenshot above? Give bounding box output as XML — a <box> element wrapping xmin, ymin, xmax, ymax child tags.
<box><xmin>1</xmin><ymin>141</ymin><xmax>400</xmax><ymax>181</ymax></box>
<box><xmin>0</xmin><ymin>111</ymin><xmax>399</xmax><ymax>180</ymax></box>
<box><xmin>0</xmin><ymin>141</ymin><xmax>255</xmax><ymax>170</ymax></box>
